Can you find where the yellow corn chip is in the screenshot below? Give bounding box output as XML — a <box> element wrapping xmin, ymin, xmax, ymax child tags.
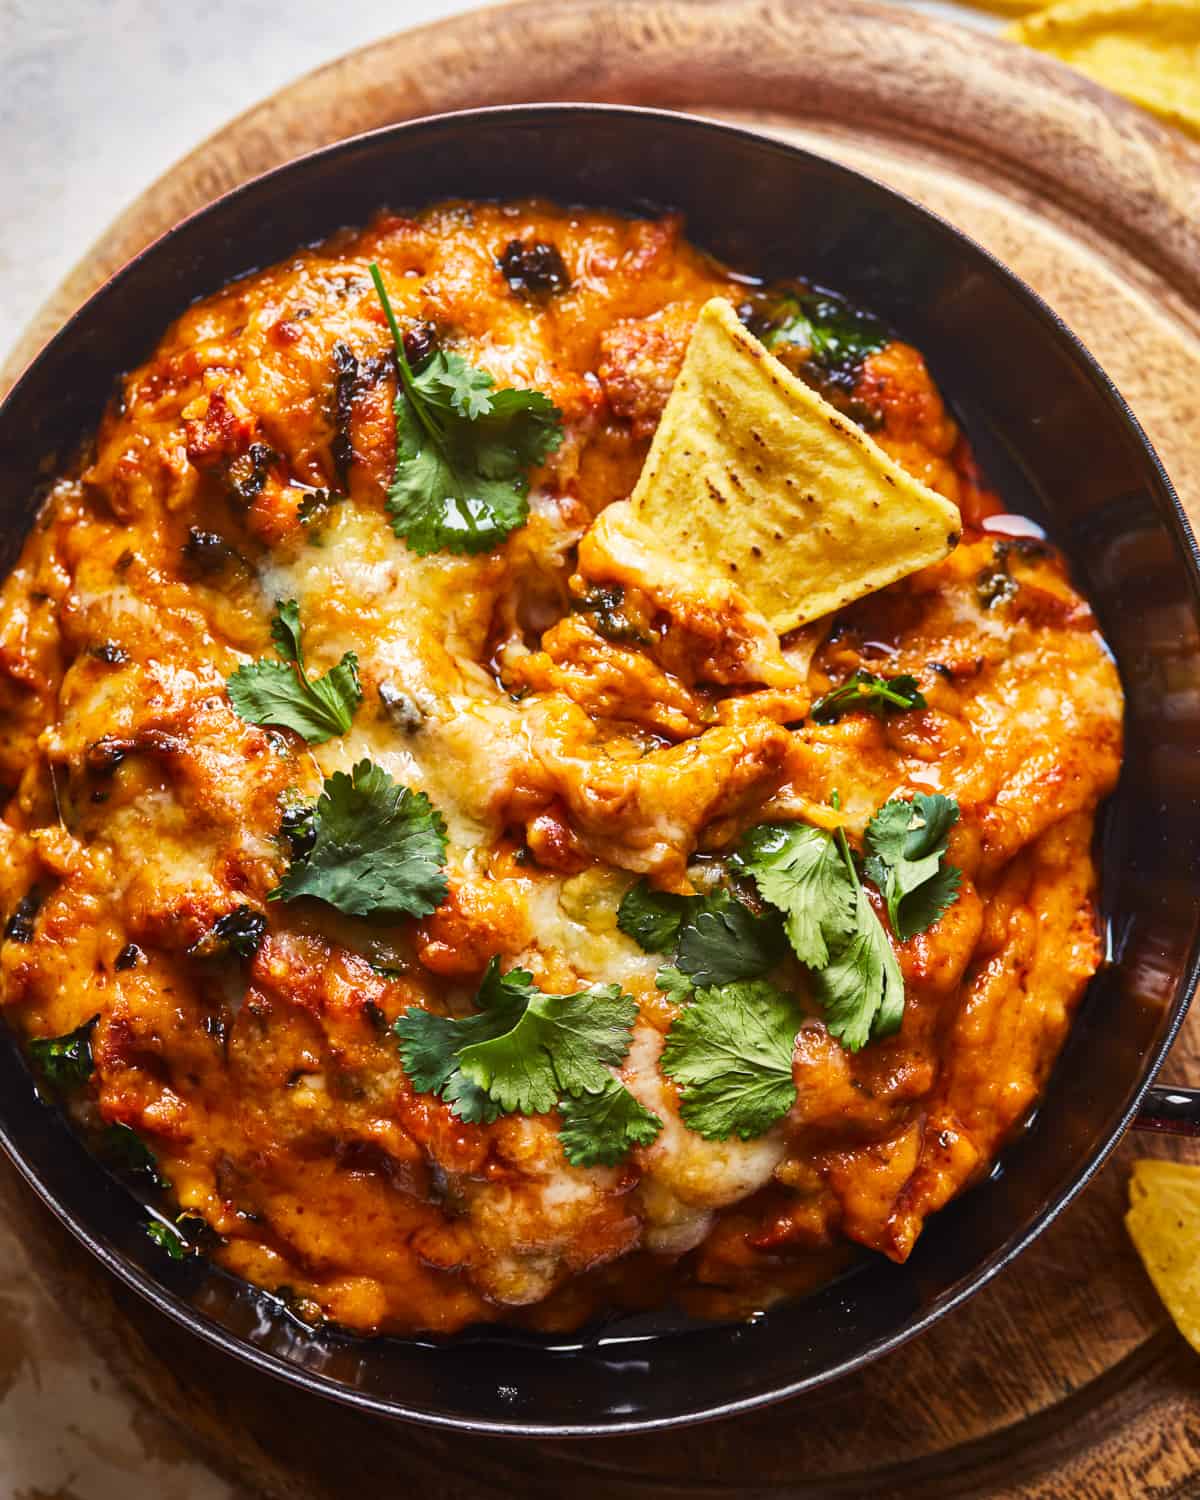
<box><xmin>1010</xmin><ymin>0</ymin><xmax>1200</xmax><ymax>141</ymax></box>
<box><xmin>959</xmin><ymin>0</ymin><xmax>1044</xmax><ymax>11</ymax></box>
<box><xmin>629</xmin><ymin>298</ymin><xmax>962</xmax><ymax>635</ymax></box>
<box><xmin>1126</xmin><ymin>1157</ymin><xmax>1200</xmax><ymax>1353</ymax></box>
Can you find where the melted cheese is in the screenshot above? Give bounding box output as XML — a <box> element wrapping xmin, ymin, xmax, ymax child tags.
<box><xmin>0</xmin><ymin>200</ymin><xmax>1123</xmax><ymax>1336</ymax></box>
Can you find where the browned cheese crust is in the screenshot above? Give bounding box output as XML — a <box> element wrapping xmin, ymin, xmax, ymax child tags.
<box><xmin>0</xmin><ymin>202</ymin><xmax>1122</xmax><ymax>1333</ymax></box>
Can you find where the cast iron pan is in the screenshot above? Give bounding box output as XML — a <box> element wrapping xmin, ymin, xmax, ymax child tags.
<box><xmin>1</xmin><ymin>105</ymin><xmax>1199</xmax><ymax>1436</ymax></box>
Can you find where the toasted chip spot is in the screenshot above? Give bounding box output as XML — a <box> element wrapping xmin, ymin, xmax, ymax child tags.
<box><xmin>629</xmin><ymin>298</ymin><xmax>962</xmax><ymax>633</ymax></box>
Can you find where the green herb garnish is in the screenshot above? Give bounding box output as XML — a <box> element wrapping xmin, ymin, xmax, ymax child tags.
<box><xmin>737</xmin><ymin>793</ymin><xmax>961</xmax><ymax>1053</ymax></box>
<box><xmin>810</xmin><ymin>819</ymin><xmax>906</xmax><ymax>1052</ymax></box>
<box><xmin>101</xmin><ymin>1123</ymin><xmax>170</xmax><ymax>1190</ymax></box>
<box><xmin>674</xmin><ymin>892</ymin><xmax>788</xmax><ymax>986</ymax></box>
<box><xmin>862</xmin><ymin>793</ymin><xmax>962</xmax><ymax>943</ymax></box>
<box><xmin>28</xmin><ymin>1016</ymin><xmax>99</xmax><ymax>1093</ymax></box>
<box><xmin>569</xmin><ymin>585</ymin><xmax>648</xmax><ymax>645</ymax></box>
<box><xmin>145</xmin><ymin>1219</ymin><xmax>189</xmax><ymax>1260</ymax></box>
<box><xmin>660</xmin><ymin>979</ymin><xmax>801</xmax><ymax>1141</ymax></box>
<box><xmin>370</xmin><ymin>263</ymin><xmax>563</xmax><ymax>556</ymax></box>
<box><xmin>271</xmin><ymin>759</ymin><xmax>448</xmax><ymax>921</ymax></box>
<box><xmin>555</xmin><ymin>1081</ymin><xmax>662</xmax><ymax>1167</ymax></box>
<box><xmin>810</xmin><ymin>670</ymin><xmax>926</xmax><ymax>725</ymax></box>
<box><xmin>734</xmin><ymin>823</ymin><xmax>855</xmax><ymax>969</ymax></box>
<box><xmin>227</xmin><ymin>599</ymin><xmax>360</xmax><ymax>744</ymax></box>
<box><xmin>736</xmin><ymin>813</ymin><xmax>899</xmax><ymax>1052</ymax></box>
<box><xmin>394</xmin><ymin>958</ymin><xmax>662</xmax><ymax>1166</ymax></box>
<box><xmin>757</xmin><ymin>288</ymin><xmax>888</xmax><ymax>378</ymax></box>
<box><xmin>617</xmin><ymin>879</ymin><xmax>785</xmax><ymax>985</ymax></box>
<box><xmin>654</xmin><ymin>965</ymin><xmax>695</xmax><ymax>1001</ymax></box>
<box><xmin>616</xmin><ymin>881</ymin><xmax>698</xmax><ymax>954</ymax></box>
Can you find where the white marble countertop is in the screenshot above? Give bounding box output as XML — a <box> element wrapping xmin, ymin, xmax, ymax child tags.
<box><xmin>0</xmin><ymin>0</ymin><xmax>482</xmax><ymax>364</ymax></box>
<box><xmin>0</xmin><ymin>1</ymin><xmax>1000</xmax><ymax>1495</ymax></box>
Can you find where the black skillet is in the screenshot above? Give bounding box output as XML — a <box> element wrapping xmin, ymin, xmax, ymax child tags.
<box><xmin>1</xmin><ymin>105</ymin><xmax>1199</xmax><ymax>1436</ymax></box>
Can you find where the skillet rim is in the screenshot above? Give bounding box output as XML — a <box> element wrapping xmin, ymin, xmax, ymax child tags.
<box><xmin>1</xmin><ymin>101</ymin><xmax>1198</xmax><ymax>1437</ymax></box>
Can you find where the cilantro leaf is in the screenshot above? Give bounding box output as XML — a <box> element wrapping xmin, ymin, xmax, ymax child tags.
<box><xmin>735</xmin><ymin>823</ymin><xmax>855</xmax><ymax>969</ymax></box>
<box><xmin>457</xmin><ymin>983</ymin><xmax>636</xmax><ymax>1115</ymax></box>
<box><xmin>270</xmin><ymin>598</ymin><xmax>304</xmax><ymax>660</ymax></box>
<box><xmin>28</xmin><ymin>1015</ymin><xmax>98</xmax><ymax>1092</ymax></box>
<box><xmin>271</xmin><ymin>759</ymin><xmax>448</xmax><ymax>919</ymax></box>
<box><xmin>557</xmin><ymin>1080</ymin><xmax>664</xmax><ymax>1167</ymax></box>
<box><xmin>370</xmin><ymin>264</ymin><xmax>562</xmax><ymax>556</ymax></box>
<box><xmin>100</xmin><ymin>1123</ymin><xmax>171</xmax><ymax>1190</ymax></box>
<box><xmin>660</xmin><ymin>980</ymin><xmax>800</xmax><ymax>1140</ymax></box>
<box><xmin>655</xmin><ymin>965</ymin><xmax>694</xmax><ymax>1001</ymax></box>
<box><xmin>228</xmin><ymin>599</ymin><xmax>361</xmax><ymax>744</ymax></box>
<box><xmin>617</xmin><ymin>880</ymin><xmax>697</xmax><ymax>953</ymax></box>
<box><xmin>393</xmin><ymin>965</ymin><xmax>530</xmax><ymax>1125</ymax></box>
<box><xmin>860</xmin><ymin>796</ymin><xmax>914</xmax><ymax>868</ymax></box>
<box><xmin>732</xmin><ymin>803</ymin><xmax>919</xmax><ymax>1052</ymax></box>
<box><xmin>145</xmin><ymin>1219</ymin><xmax>189</xmax><ymax>1260</ymax></box>
<box><xmin>618</xmin><ymin>878</ymin><xmax>784</xmax><ymax>984</ymax></box>
<box><xmin>812</xmin><ymin>881</ymin><xmax>905</xmax><ymax>1051</ymax></box>
<box><xmin>757</xmin><ymin>288</ymin><xmax>888</xmax><ymax>378</ymax></box>
<box><xmin>393</xmin><ymin>957</ymin><xmax>662</xmax><ymax>1164</ymax></box>
<box><xmin>863</xmin><ymin>793</ymin><xmax>962</xmax><ymax>942</ymax></box>
<box><xmin>894</xmin><ymin>864</ymin><xmax>963</xmax><ymax>938</ymax></box>
<box><xmin>675</xmin><ymin>892</ymin><xmax>788</xmax><ymax>986</ymax></box>
<box><xmin>810</xmin><ymin>670</ymin><xmax>926</xmax><ymax>725</ymax></box>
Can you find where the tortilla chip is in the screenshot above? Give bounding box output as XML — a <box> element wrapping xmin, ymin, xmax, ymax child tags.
<box><xmin>1010</xmin><ymin>0</ymin><xmax>1200</xmax><ymax>140</ymax></box>
<box><xmin>1126</xmin><ymin>1157</ymin><xmax>1200</xmax><ymax>1353</ymax></box>
<box><xmin>629</xmin><ymin>298</ymin><xmax>962</xmax><ymax>635</ymax></box>
<box><xmin>959</xmin><ymin>0</ymin><xmax>1044</xmax><ymax>11</ymax></box>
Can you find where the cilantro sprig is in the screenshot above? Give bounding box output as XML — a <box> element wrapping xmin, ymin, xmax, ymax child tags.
<box><xmin>736</xmin><ymin>793</ymin><xmax>961</xmax><ymax>1054</ymax></box>
<box><xmin>810</xmin><ymin>820</ymin><xmax>905</xmax><ymax>1051</ymax></box>
<box><xmin>732</xmin><ymin>824</ymin><xmax>854</xmax><ymax>969</ymax></box>
<box><xmin>394</xmin><ymin>958</ymin><xmax>662</xmax><ymax>1166</ymax></box>
<box><xmin>271</xmin><ymin>759</ymin><xmax>448</xmax><ymax>920</ymax></box>
<box><xmin>370</xmin><ymin>264</ymin><xmax>563</xmax><ymax>556</ymax></box>
<box><xmin>863</xmin><ymin>793</ymin><xmax>962</xmax><ymax>943</ymax></box>
<box><xmin>734</xmin><ymin>816</ymin><xmax>901</xmax><ymax>1053</ymax></box>
<box><xmin>810</xmin><ymin>670</ymin><xmax>926</xmax><ymax>725</ymax></box>
<box><xmin>660</xmin><ymin>979</ymin><xmax>801</xmax><ymax>1141</ymax></box>
<box><xmin>617</xmin><ymin>880</ymin><xmax>785</xmax><ymax>985</ymax></box>
<box><xmin>227</xmin><ymin>600</ymin><xmax>361</xmax><ymax>744</ymax></box>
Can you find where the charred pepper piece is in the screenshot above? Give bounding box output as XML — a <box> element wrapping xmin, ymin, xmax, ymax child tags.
<box><xmin>498</xmin><ymin>239</ymin><xmax>570</xmax><ymax>298</ymax></box>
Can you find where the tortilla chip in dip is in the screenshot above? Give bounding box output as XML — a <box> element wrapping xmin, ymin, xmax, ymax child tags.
<box><xmin>1126</xmin><ymin>1157</ymin><xmax>1200</xmax><ymax>1353</ymax></box>
<box><xmin>629</xmin><ymin>298</ymin><xmax>962</xmax><ymax>635</ymax></box>
<box><xmin>1010</xmin><ymin>0</ymin><xmax>1200</xmax><ymax>141</ymax></box>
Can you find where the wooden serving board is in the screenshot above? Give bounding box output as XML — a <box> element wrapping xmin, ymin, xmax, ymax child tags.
<box><xmin>5</xmin><ymin>2</ymin><xmax>1200</xmax><ymax>1495</ymax></box>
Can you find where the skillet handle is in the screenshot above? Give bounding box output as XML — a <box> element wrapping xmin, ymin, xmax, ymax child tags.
<box><xmin>1135</xmin><ymin>1086</ymin><xmax>1200</xmax><ymax>1137</ymax></box>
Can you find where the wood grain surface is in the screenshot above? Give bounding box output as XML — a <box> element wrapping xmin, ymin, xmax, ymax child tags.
<box><xmin>5</xmin><ymin>1</ymin><xmax>1200</xmax><ymax>1495</ymax></box>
